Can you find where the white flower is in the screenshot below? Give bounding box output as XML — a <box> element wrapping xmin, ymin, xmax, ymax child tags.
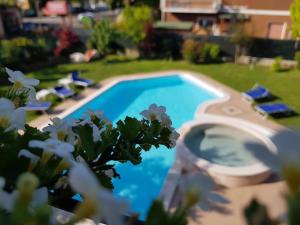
<box><xmin>169</xmin><ymin>129</ymin><xmax>180</xmax><ymax>148</ymax></box>
<box><xmin>18</xmin><ymin>149</ymin><xmax>40</xmax><ymax>170</ymax></box>
<box><xmin>87</xmin><ymin>110</ymin><xmax>110</xmax><ymax>124</ymax></box>
<box><xmin>0</xmin><ymin>177</ymin><xmax>14</xmax><ymax>211</ymax></box>
<box><xmin>79</xmin><ymin>110</ymin><xmax>111</xmax><ymax>126</ymax></box>
<box><xmin>0</xmin><ymin>98</ymin><xmax>26</xmax><ymax>132</ymax></box>
<box><xmin>104</xmin><ymin>169</ymin><xmax>114</xmax><ymax>178</ymax></box>
<box><xmin>43</xmin><ymin>117</ymin><xmax>76</xmax><ymax>144</ymax></box>
<box><xmin>179</xmin><ymin>172</ymin><xmax>228</xmax><ymax>211</ymax></box>
<box><xmin>140</xmin><ymin>104</ymin><xmax>172</xmax><ymax>128</ymax></box>
<box><xmin>18</xmin><ymin>149</ymin><xmax>40</xmax><ymax>163</ymax></box>
<box><xmin>91</xmin><ymin>124</ymin><xmax>106</xmax><ymax>142</ymax></box>
<box><xmin>29</xmin><ymin>138</ymin><xmax>75</xmax><ymax>163</ymax></box>
<box><xmin>6</xmin><ymin>67</ymin><xmax>39</xmax><ymax>90</ymax></box>
<box><xmin>76</xmin><ymin>110</ymin><xmax>109</xmax><ymax>143</ymax></box>
<box><xmin>160</xmin><ymin>113</ymin><xmax>172</xmax><ymax>128</ymax></box>
<box><xmin>69</xmin><ymin>163</ymin><xmax>128</xmax><ymax>225</ymax></box>
<box><xmin>27</xmin><ymin>88</ymin><xmax>39</xmax><ymax>104</ymax></box>
<box><xmin>0</xmin><ymin>177</ymin><xmax>48</xmax><ymax>212</ymax></box>
<box><xmin>30</xmin><ymin>187</ymin><xmax>48</xmax><ymax>208</ymax></box>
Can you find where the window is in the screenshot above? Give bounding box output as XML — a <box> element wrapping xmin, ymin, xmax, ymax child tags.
<box><xmin>267</xmin><ymin>23</ymin><xmax>285</xmax><ymax>40</ymax></box>
<box><xmin>197</xmin><ymin>18</ymin><xmax>215</xmax><ymax>28</ymax></box>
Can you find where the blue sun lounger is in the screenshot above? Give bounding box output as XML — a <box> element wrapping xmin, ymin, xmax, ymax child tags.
<box><xmin>53</xmin><ymin>86</ymin><xmax>75</xmax><ymax>99</ymax></box>
<box><xmin>71</xmin><ymin>71</ymin><xmax>94</xmax><ymax>87</ymax></box>
<box><xmin>24</xmin><ymin>102</ymin><xmax>52</xmax><ymax>111</ymax></box>
<box><xmin>242</xmin><ymin>84</ymin><xmax>272</xmax><ymax>102</ymax></box>
<box><xmin>255</xmin><ymin>103</ymin><xmax>293</xmax><ymax>117</ymax></box>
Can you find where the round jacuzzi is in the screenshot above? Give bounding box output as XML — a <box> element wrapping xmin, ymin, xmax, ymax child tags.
<box><xmin>176</xmin><ymin>114</ymin><xmax>278</xmax><ymax>187</ymax></box>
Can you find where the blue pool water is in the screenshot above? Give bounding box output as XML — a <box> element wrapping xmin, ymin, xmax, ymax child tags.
<box><xmin>66</xmin><ymin>75</ymin><xmax>219</xmax><ymax>218</ymax></box>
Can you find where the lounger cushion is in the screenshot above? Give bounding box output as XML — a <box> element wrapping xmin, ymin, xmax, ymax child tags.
<box><xmin>256</xmin><ymin>103</ymin><xmax>292</xmax><ymax>114</ymax></box>
<box><xmin>244</xmin><ymin>86</ymin><xmax>270</xmax><ymax>100</ymax></box>
<box><xmin>24</xmin><ymin>102</ymin><xmax>52</xmax><ymax>111</ymax></box>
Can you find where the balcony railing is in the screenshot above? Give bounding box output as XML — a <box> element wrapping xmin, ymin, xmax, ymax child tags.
<box><xmin>163</xmin><ymin>0</ymin><xmax>221</xmax><ymax>13</ymax></box>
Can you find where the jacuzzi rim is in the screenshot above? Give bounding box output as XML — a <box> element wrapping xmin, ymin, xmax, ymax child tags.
<box><xmin>176</xmin><ymin>114</ymin><xmax>278</xmax><ymax>177</ymax></box>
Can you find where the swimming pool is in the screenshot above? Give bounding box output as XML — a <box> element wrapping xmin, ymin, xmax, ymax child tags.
<box><xmin>65</xmin><ymin>74</ymin><xmax>221</xmax><ymax>218</ymax></box>
<box><xmin>184</xmin><ymin>124</ymin><xmax>266</xmax><ymax>167</ymax></box>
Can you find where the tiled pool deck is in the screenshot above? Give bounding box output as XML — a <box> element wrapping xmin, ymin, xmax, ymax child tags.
<box><xmin>30</xmin><ymin>70</ymin><xmax>289</xmax><ymax>225</ymax></box>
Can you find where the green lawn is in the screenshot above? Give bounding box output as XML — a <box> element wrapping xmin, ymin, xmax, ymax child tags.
<box><xmin>4</xmin><ymin>58</ymin><xmax>300</xmax><ymax>128</ymax></box>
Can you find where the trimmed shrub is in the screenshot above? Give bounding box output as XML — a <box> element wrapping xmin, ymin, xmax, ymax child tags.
<box><xmin>0</xmin><ymin>37</ymin><xmax>54</xmax><ymax>67</ymax></box>
<box><xmin>201</xmin><ymin>43</ymin><xmax>221</xmax><ymax>62</ymax></box>
<box><xmin>87</xmin><ymin>20</ymin><xmax>123</xmax><ymax>57</ymax></box>
<box><xmin>182</xmin><ymin>39</ymin><xmax>201</xmax><ymax>63</ymax></box>
<box><xmin>138</xmin><ymin>27</ymin><xmax>182</xmax><ymax>60</ymax></box>
<box><xmin>295</xmin><ymin>51</ymin><xmax>300</xmax><ymax>70</ymax></box>
<box><xmin>272</xmin><ymin>56</ymin><xmax>283</xmax><ymax>72</ymax></box>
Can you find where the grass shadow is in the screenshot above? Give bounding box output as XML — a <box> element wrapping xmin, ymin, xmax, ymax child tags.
<box><xmin>270</xmin><ymin>110</ymin><xmax>299</xmax><ymax>119</ymax></box>
<box><xmin>104</xmin><ymin>55</ymin><xmax>139</xmax><ymax>65</ymax></box>
<box><xmin>255</xmin><ymin>94</ymin><xmax>280</xmax><ymax>103</ymax></box>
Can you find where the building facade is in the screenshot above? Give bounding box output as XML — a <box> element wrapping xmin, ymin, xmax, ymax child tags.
<box><xmin>161</xmin><ymin>0</ymin><xmax>293</xmax><ymax>39</ymax></box>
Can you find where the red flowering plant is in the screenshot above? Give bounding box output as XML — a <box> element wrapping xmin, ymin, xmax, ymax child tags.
<box><xmin>53</xmin><ymin>27</ymin><xmax>81</xmax><ymax>57</ymax></box>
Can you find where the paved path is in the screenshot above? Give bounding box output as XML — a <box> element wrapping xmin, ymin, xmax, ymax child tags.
<box><xmin>187</xmin><ymin>179</ymin><xmax>286</xmax><ymax>225</ymax></box>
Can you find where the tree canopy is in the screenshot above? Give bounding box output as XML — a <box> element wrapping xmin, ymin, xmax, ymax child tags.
<box><xmin>116</xmin><ymin>6</ymin><xmax>152</xmax><ymax>44</ymax></box>
<box><xmin>290</xmin><ymin>0</ymin><xmax>300</xmax><ymax>39</ymax></box>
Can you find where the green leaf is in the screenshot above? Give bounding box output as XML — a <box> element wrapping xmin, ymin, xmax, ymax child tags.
<box><xmin>73</xmin><ymin>125</ymin><xmax>96</xmax><ymax>161</ymax></box>
<box><xmin>145</xmin><ymin>200</ymin><xmax>168</xmax><ymax>225</ymax></box>
<box><xmin>140</xmin><ymin>143</ymin><xmax>152</xmax><ymax>151</ymax></box>
<box><xmin>117</xmin><ymin>145</ymin><xmax>142</xmax><ymax>165</ymax></box>
<box><xmin>96</xmin><ymin>171</ymin><xmax>114</xmax><ymax>190</ymax></box>
<box><xmin>150</xmin><ymin>120</ymin><xmax>161</xmax><ymax>136</ymax></box>
<box><xmin>117</xmin><ymin>117</ymin><xmax>141</xmax><ymax>141</ymax></box>
<box><xmin>145</xmin><ymin>200</ymin><xmax>188</xmax><ymax>225</ymax></box>
<box><xmin>287</xmin><ymin>193</ymin><xmax>300</xmax><ymax>225</ymax></box>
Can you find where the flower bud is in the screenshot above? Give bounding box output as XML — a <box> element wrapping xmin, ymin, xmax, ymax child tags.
<box><xmin>0</xmin><ymin>116</ymin><xmax>9</xmax><ymax>129</ymax></box>
<box><xmin>17</xmin><ymin>173</ymin><xmax>39</xmax><ymax>194</ymax></box>
<box><xmin>183</xmin><ymin>186</ymin><xmax>201</xmax><ymax>208</ymax></box>
<box><xmin>74</xmin><ymin>197</ymin><xmax>98</xmax><ymax>221</ymax></box>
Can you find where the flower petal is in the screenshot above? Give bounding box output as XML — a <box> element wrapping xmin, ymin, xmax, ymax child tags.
<box><xmin>69</xmin><ymin>163</ymin><xmax>99</xmax><ymax>197</ymax></box>
<box><xmin>31</xmin><ymin>187</ymin><xmax>48</xmax><ymax>207</ymax></box>
<box><xmin>18</xmin><ymin>149</ymin><xmax>40</xmax><ymax>163</ymax></box>
<box><xmin>9</xmin><ymin>107</ymin><xmax>26</xmax><ymax>130</ymax></box>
